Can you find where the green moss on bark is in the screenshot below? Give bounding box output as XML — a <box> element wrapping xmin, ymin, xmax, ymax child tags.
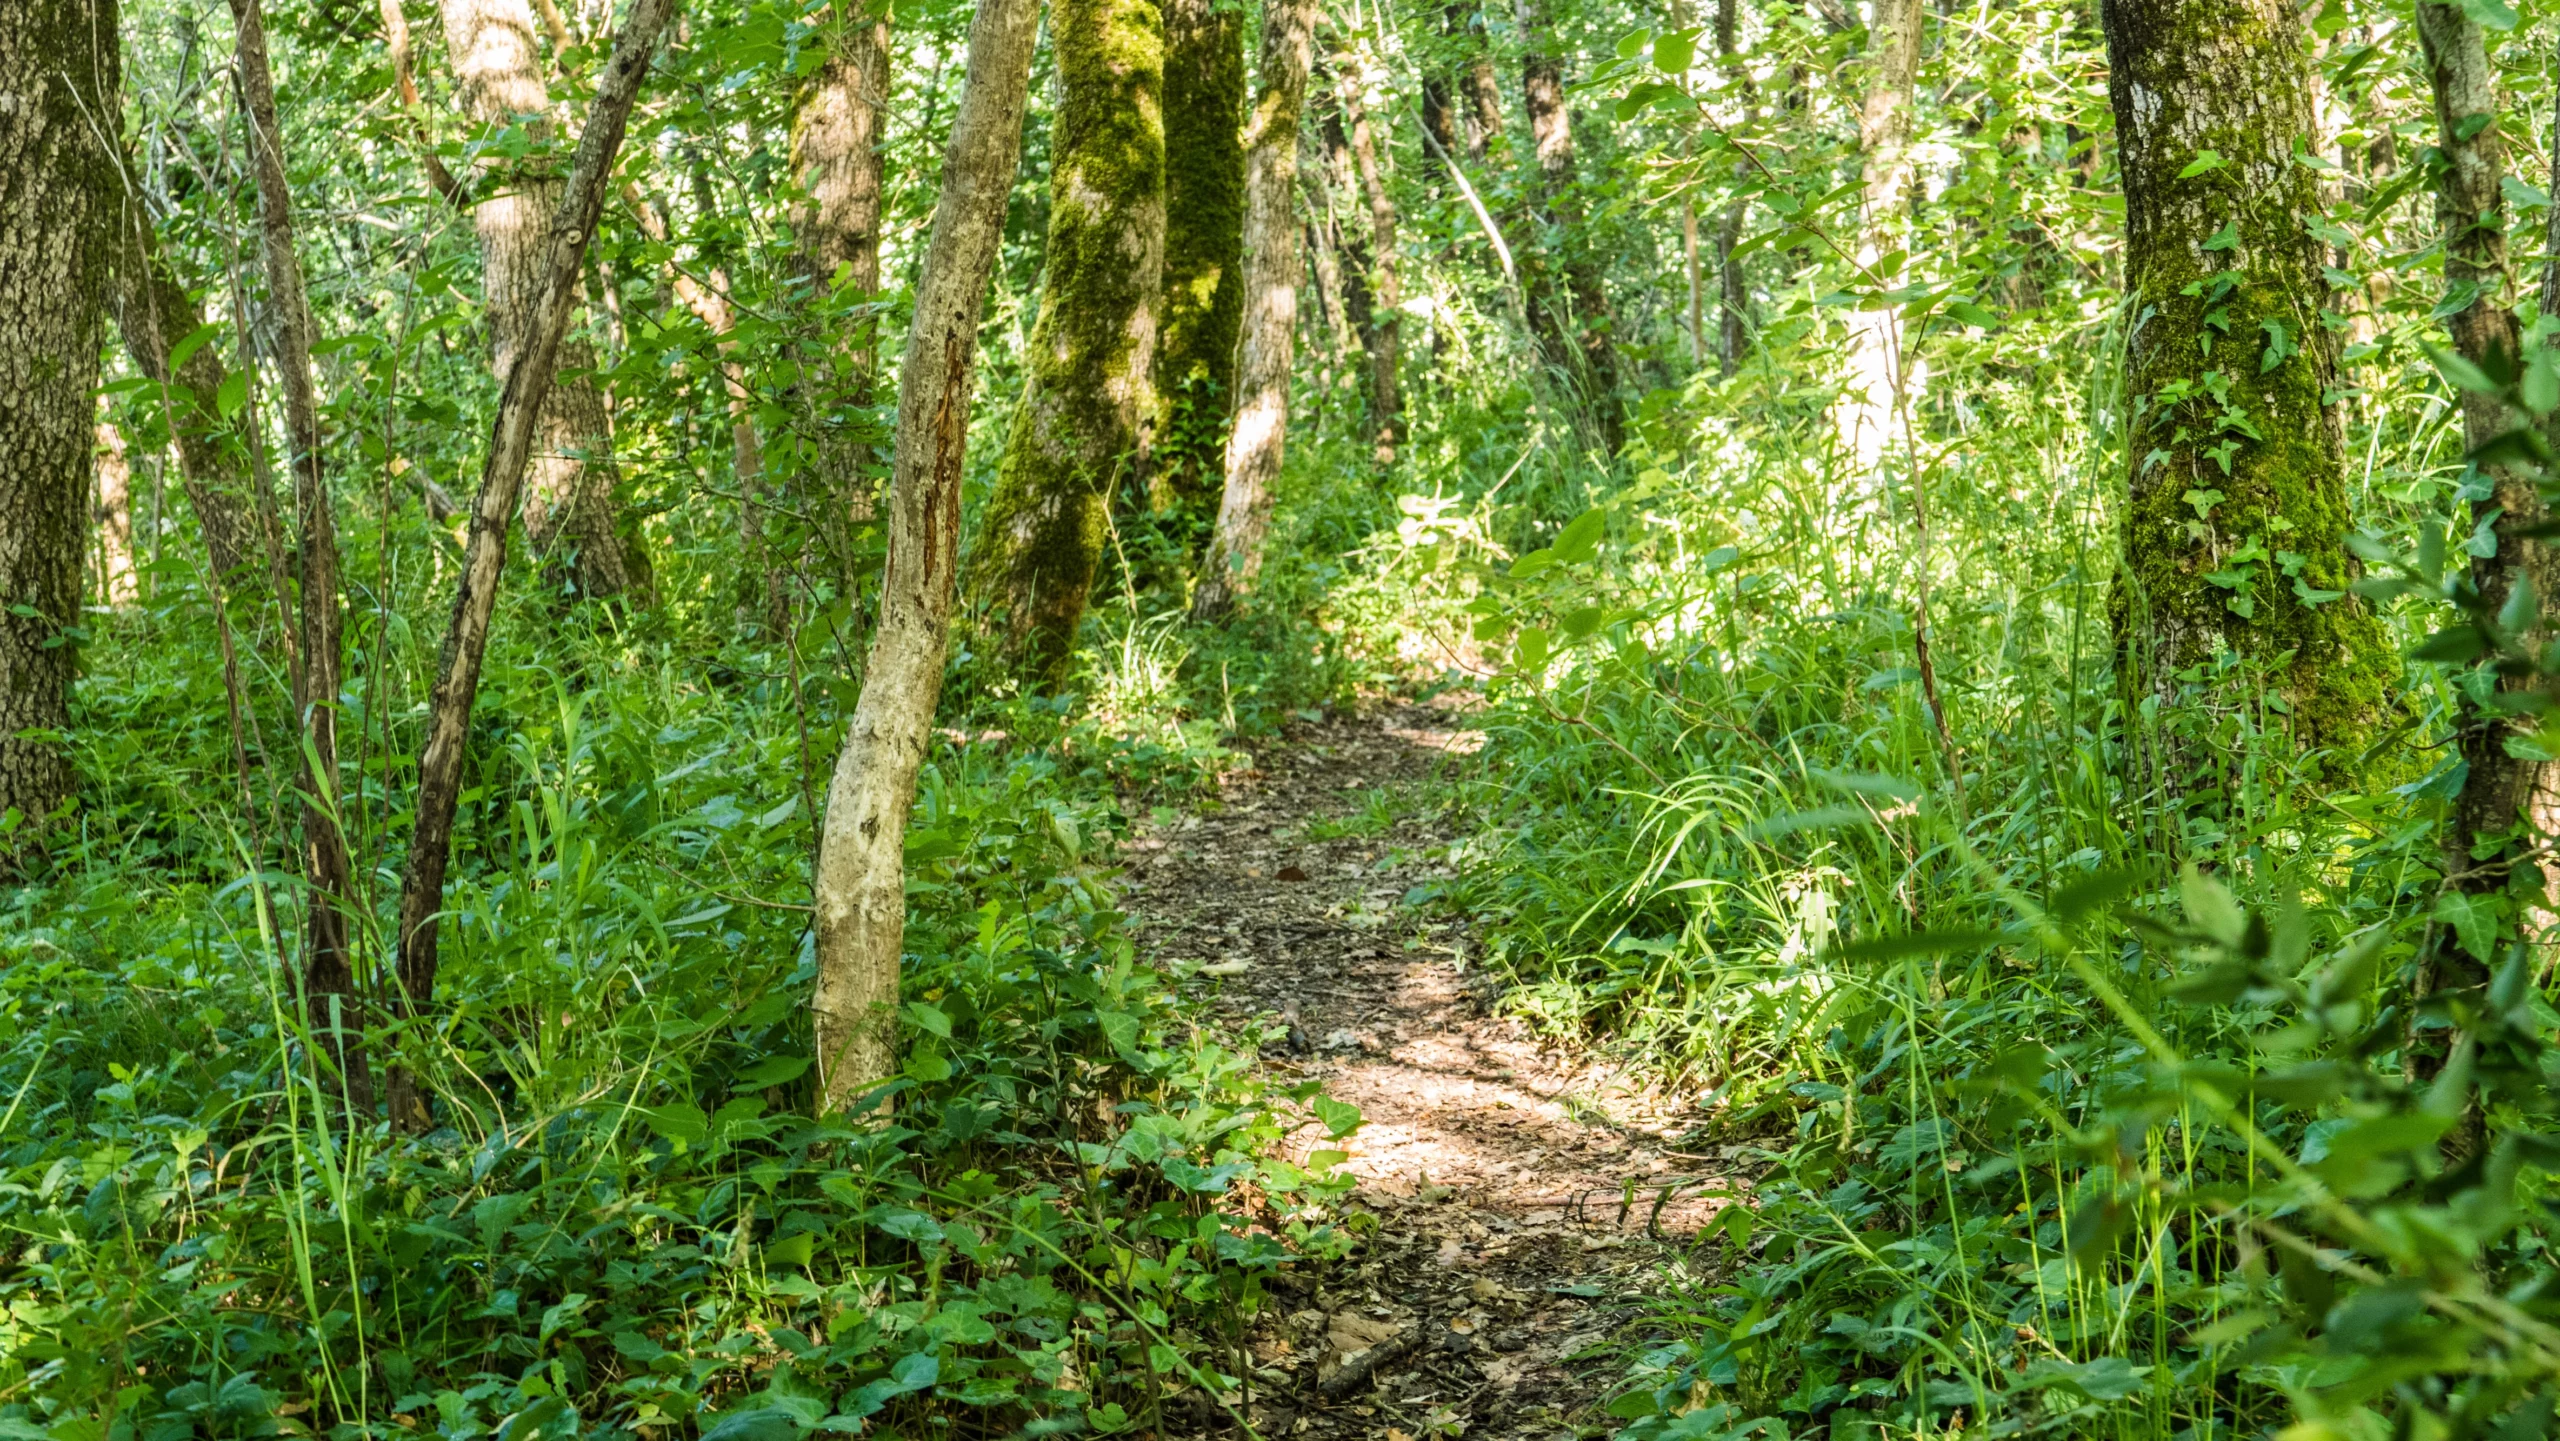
<box><xmin>968</xmin><ymin>0</ymin><xmax>1166</xmax><ymax>689</ymax></box>
<box><xmin>2101</xmin><ymin>0</ymin><xmax>2392</xmax><ymax>768</ymax></box>
<box><xmin>1154</xmin><ymin>0</ymin><xmax>1245</xmax><ymax>524</ymax></box>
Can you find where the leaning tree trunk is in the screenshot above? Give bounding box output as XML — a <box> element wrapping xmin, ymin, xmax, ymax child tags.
<box><xmin>965</xmin><ymin>0</ymin><xmax>1165</xmax><ymax>691</ymax></box>
<box><xmin>813</xmin><ymin>0</ymin><xmax>1043</xmax><ymax>1111</ymax></box>
<box><xmin>111</xmin><ymin>213</ymin><xmax>262</xmax><ymax>585</ymax></box>
<box><xmin>392</xmin><ymin>0</ymin><xmax>672</xmax><ymax>1129</ymax></box>
<box><xmin>2100</xmin><ymin>0</ymin><xmax>2390</xmax><ymax>762</ymax></box>
<box><xmin>1192</xmin><ymin>0</ymin><xmax>1319</xmax><ymax>620</ymax></box>
<box><xmin>1831</xmin><ymin>0</ymin><xmax>1922</xmax><ymax>477</ymax></box>
<box><xmin>1155</xmin><ymin>0</ymin><xmax>1246</xmax><ymax>521</ymax></box>
<box><xmin>1339</xmin><ymin>60</ymin><xmax>1402</xmax><ymax>463</ymax></box>
<box><xmin>235</xmin><ymin>0</ymin><xmax>373</xmax><ymax>1115</ymax></box>
<box><xmin>1516</xmin><ymin>0</ymin><xmax>1622</xmax><ymax>454</ymax></box>
<box><xmin>438</xmin><ymin>0</ymin><xmax>651</xmax><ymax>604</ymax></box>
<box><xmin>0</xmin><ymin>0</ymin><xmax>118</xmax><ymax>837</ymax></box>
<box><xmin>794</xmin><ymin>0</ymin><xmax>891</xmax><ymax>592</ymax></box>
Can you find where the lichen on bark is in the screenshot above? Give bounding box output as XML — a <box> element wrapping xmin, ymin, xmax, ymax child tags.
<box><xmin>2100</xmin><ymin>0</ymin><xmax>2391</xmax><ymax>766</ymax></box>
<box><xmin>967</xmin><ymin>0</ymin><xmax>1166</xmax><ymax>690</ymax></box>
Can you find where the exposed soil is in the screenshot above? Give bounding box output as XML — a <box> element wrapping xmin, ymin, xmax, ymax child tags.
<box><xmin>1119</xmin><ymin>699</ymin><xmax>1744</xmax><ymax>1439</ymax></box>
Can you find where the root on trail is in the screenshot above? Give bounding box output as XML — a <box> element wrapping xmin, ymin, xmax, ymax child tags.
<box><xmin>1122</xmin><ymin>700</ymin><xmax>1744</xmax><ymax>1439</ymax></box>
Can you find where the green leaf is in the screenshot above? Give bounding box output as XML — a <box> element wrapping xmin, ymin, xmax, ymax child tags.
<box><xmin>2181</xmin><ymin>865</ymin><xmax>2248</xmax><ymax>948</ymax></box>
<box><xmin>1834</xmin><ymin>927</ymin><xmax>2000</xmax><ymax>961</ymax></box>
<box><xmin>903</xmin><ymin>1001</ymin><xmax>953</xmax><ymax>1038</ymax></box>
<box><xmin>2049</xmin><ymin>866</ymin><xmax>2146</xmax><ymax>925</ymax></box>
<box><xmin>734</xmin><ymin>1054</ymin><xmax>811</xmax><ymax>1089</ymax></box>
<box><xmin>638</xmin><ymin>1102</ymin><xmax>708</xmax><ymax>1147</ymax></box>
<box><xmin>764</xmin><ymin>1231</ymin><xmax>815</xmax><ymax>1268</ymax></box>
<box><xmin>2201</xmin><ymin>220</ymin><xmax>2240</xmax><ymax>251</ymax></box>
<box><xmin>166</xmin><ymin>322</ymin><xmax>223</xmax><ymax>373</ymax></box>
<box><xmin>2434</xmin><ymin>890</ymin><xmax>2502</xmax><ymax>962</ymax></box>
<box><xmin>1312</xmin><ymin>1095</ymin><xmax>1363</xmax><ymax>1137</ymax></box>
<box><xmin>2177</xmin><ymin>150</ymin><xmax>2228</xmax><ymax>179</ymax></box>
<box><xmin>2427</xmin><ymin>341</ymin><xmax>2498</xmax><ymax>394</ymax></box>
<box><xmin>1652</xmin><ymin>27</ymin><xmax>1698</xmax><ymax>74</ymax></box>
<box><xmin>1741</xmin><ymin>805</ymin><xmax>1876</xmax><ymax>839</ymax></box>
<box><xmin>1552</xmin><ymin>508</ymin><xmax>1607</xmax><ymax>563</ymax></box>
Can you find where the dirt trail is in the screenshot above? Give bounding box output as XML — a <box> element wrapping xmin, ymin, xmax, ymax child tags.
<box><xmin>1121</xmin><ymin>700</ymin><xmax>1740</xmax><ymax>1439</ymax></box>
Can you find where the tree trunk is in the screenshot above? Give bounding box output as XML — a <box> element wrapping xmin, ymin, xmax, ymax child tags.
<box><xmin>95</xmin><ymin>419</ymin><xmax>138</xmax><ymax>608</ymax></box>
<box><xmin>233</xmin><ymin>0</ymin><xmax>372</xmax><ymax>1115</ymax></box>
<box><xmin>1311</xmin><ymin>73</ymin><xmax>1378</xmax><ymax>374</ymax></box>
<box><xmin>1516</xmin><ymin>0</ymin><xmax>1621</xmax><ymax>454</ymax></box>
<box><xmin>0</xmin><ymin>0</ymin><xmax>117</xmax><ymax>837</ymax></box>
<box><xmin>1458</xmin><ymin>9</ymin><xmax>1506</xmax><ymax>161</ymax></box>
<box><xmin>1713</xmin><ymin>0</ymin><xmax>1753</xmax><ymax>378</ymax></box>
<box><xmin>438</xmin><ymin>0</ymin><xmax>651</xmax><ymax>605</ymax></box>
<box><xmin>793</xmin><ymin>0</ymin><xmax>891</xmax><ymax>590</ymax></box>
<box><xmin>1192</xmin><ymin>0</ymin><xmax>1318</xmax><ymax>621</ymax></box>
<box><xmin>110</xmin><ymin>206</ymin><xmax>262</xmax><ymax>584</ymax></box>
<box><xmin>392</xmin><ymin>0</ymin><xmax>672</xmax><ymax>1129</ymax></box>
<box><xmin>965</xmin><ymin>0</ymin><xmax>1164</xmax><ymax>691</ymax></box>
<box><xmin>2099</xmin><ymin>0</ymin><xmax>2389</xmax><ymax>761</ymax></box>
<box><xmin>380</xmin><ymin>0</ymin><xmax>464</xmax><ymax>203</ymax></box>
<box><xmin>1156</xmin><ymin>0</ymin><xmax>1246</xmax><ymax>519</ymax></box>
<box><xmin>813</xmin><ymin>0</ymin><xmax>1042</xmax><ymax>1112</ymax></box>
<box><xmin>1339</xmin><ymin>61</ymin><xmax>1401</xmax><ymax>463</ymax></box>
<box><xmin>1831</xmin><ymin>0</ymin><xmax>1922</xmax><ymax>478</ymax></box>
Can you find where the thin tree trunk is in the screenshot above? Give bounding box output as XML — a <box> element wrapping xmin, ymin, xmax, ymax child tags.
<box><xmin>379</xmin><ymin>0</ymin><xmax>464</xmax><ymax>203</ymax></box>
<box><xmin>233</xmin><ymin>0</ymin><xmax>372</xmax><ymax>1115</ymax></box>
<box><xmin>1516</xmin><ymin>0</ymin><xmax>1621</xmax><ymax>453</ymax></box>
<box><xmin>2100</xmin><ymin>0</ymin><xmax>2390</xmax><ymax>761</ymax></box>
<box><xmin>0</xmin><ymin>0</ymin><xmax>118</xmax><ymax>837</ymax></box>
<box><xmin>794</xmin><ymin>0</ymin><xmax>891</xmax><ymax>588</ymax></box>
<box><xmin>965</xmin><ymin>0</ymin><xmax>1165</xmax><ymax>691</ymax></box>
<box><xmin>111</xmin><ymin>206</ymin><xmax>263</xmax><ymax>583</ymax></box>
<box><xmin>1157</xmin><ymin>0</ymin><xmax>1247</xmax><ymax>518</ymax></box>
<box><xmin>1312</xmin><ymin>75</ymin><xmax>1377</xmax><ymax>374</ymax></box>
<box><xmin>438</xmin><ymin>0</ymin><xmax>651</xmax><ymax>604</ymax></box>
<box><xmin>391</xmin><ymin>0</ymin><xmax>672</xmax><ymax>1128</ymax></box>
<box><xmin>1459</xmin><ymin>8</ymin><xmax>1505</xmax><ymax>161</ymax></box>
<box><xmin>1193</xmin><ymin>0</ymin><xmax>1318</xmax><ymax>620</ymax></box>
<box><xmin>1832</xmin><ymin>0</ymin><xmax>1922</xmax><ymax>477</ymax></box>
<box><xmin>1713</xmin><ymin>0</ymin><xmax>1753</xmax><ymax>378</ymax></box>
<box><xmin>813</xmin><ymin>0</ymin><xmax>1042</xmax><ymax>1111</ymax></box>
<box><xmin>1339</xmin><ymin>61</ymin><xmax>1401</xmax><ymax>463</ymax></box>
<box><xmin>95</xmin><ymin>419</ymin><xmax>139</xmax><ymax>607</ymax></box>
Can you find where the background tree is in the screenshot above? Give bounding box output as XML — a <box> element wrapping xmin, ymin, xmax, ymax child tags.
<box><xmin>1517</xmin><ymin>0</ymin><xmax>1621</xmax><ymax>453</ymax></box>
<box><xmin>1831</xmin><ymin>0</ymin><xmax>1921</xmax><ymax>475</ymax></box>
<box><xmin>794</xmin><ymin>0</ymin><xmax>892</xmax><ymax>592</ymax></box>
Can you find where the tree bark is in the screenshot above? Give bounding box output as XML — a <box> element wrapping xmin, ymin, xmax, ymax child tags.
<box><xmin>1713</xmin><ymin>0</ymin><xmax>1753</xmax><ymax>378</ymax></box>
<box><xmin>0</xmin><ymin>0</ymin><xmax>118</xmax><ymax>836</ymax></box>
<box><xmin>965</xmin><ymin>0</ymin><xmax>1165</xmax><ymax>691</ymax></box>
<box><xmin>1516</xmin><ymin>0</ymin><xmax>1621</xmax><ymax>453</ymax></box>
<box><xmin>813</xmin><ymin>0</ymin><xmax>1042</xmax><ymax>1111</ymax></box>
<box><xmin>392</xmin><ymin>0</ymin><xmax>672</xmax><ymax>1127</ymax></box>
<box><xmin>232</xmin><ymin>0</ymin><xmax>373</xmax><ymax>1114</ymax></box>
<box><xmin>1156</xmin><ymin>0</ymin><xmax>1246</xmax><ymax>518</ymax></box>
<box><xmin>110</xmin><ymin>205</ymin><xmax>262</xmax><ymax>583</ymax></box>
<box><xmin>438</xmin><ymin>0</ymin><xmax>651</xmax><ymax>604</ymax></box>
<box><xmin>2099</xmin><ymin>0</ymin><xmax>2390</xmax><ymax>761</ymax></box>
<box><xmin>793</xmin><ymin>0</ymin><xmax>891</xmax><ymax>589</ymax></box>
<box><xmin>1192</xmin><ymin>0</ymin><xmax>1318</xmax><ymax>620</ymax></box>
<box><xmin>1458</xmin><ymin>7</ymin><xmax>1506</xmax><ymax>161</ymax></box>
<box><xmin>1831</xmin><ymin>0</ymin><xmax>1922</xmax><ymax>477</ymax></box>
<box><xmin>1339</xmin><ymin>60</ymin><xmax>1402</xmax><ymax>463</ymax></box>
<box><xmin>94</xmin><ymin>419</ymin><xmax>138</xmax><ymax>608</ymax></box>
<box><xmin>1311</xmin><ymin>81</ymin><xmax>1378</xmax><ymax>371</ymax></box>
<box><xmin>380</xmin><ymin>0</ymin><xmax>464</xmax><ymax>203</ymax></box>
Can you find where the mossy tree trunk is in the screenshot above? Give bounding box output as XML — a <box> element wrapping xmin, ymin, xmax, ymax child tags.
<box><xmin>1831</xmin><ymin>0</ymin><xmax>1921</xmax><ymax>476</ymax></box>
<box><xmin>0</xmin><ymin>0</ymin><xmax>118</xmax><ymax>837</ymax></box>
<box><xmin>814</xmin><ymin>0</ymin><xmax>1043</xmax><ymax>1110</ymax></box>
<box><xmin>1339</xmin><ymin>60</ymin><xmax>1402</xmax><ymax>462</ymax></box>
<box><xmin>1193</xmin><ymin>0</ymin><xmax>1319</xmax><ymax>620</ymax></box>
<box><xmin>438</xmin><ymin>0</ymin><xmax>652</xmax><ymax>605</ymax></box>
<box><xmin>1155</xmin><ymin>0</ymin><xmax>1245</xmax><ymax>524</ymax></box>
<box><xmin>2099</xmin><ymin>0</ymin><xmax>2390</xmax><ymax>764</ymax></box>
<box><xmin>794</xmin><ymin>0</ymin><xmax>892</xmax><ymax>596</ymax></box>
<box><xmin>966</xmin><ymin>0</ymin><xmax>1165</xmax><ymax>691</ymax></box>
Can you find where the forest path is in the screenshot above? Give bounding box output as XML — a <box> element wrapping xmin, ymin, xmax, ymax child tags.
<box><xmin>1120</xmin><ymin>700</ymin><xmax>1739</xmax><ymax>1440</ymax></box>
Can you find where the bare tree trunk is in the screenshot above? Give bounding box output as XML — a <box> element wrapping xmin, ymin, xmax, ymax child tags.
<box><xmin>1339</xmin><ymin>61</ymin><xmax>1401</xmax><ymax>463</ymax></box>
<box><xmin>95</xmin><ymin>419</ymin><xmax>139</xmax><ymax>608</ymax></box>
<box><xmin>111</xmin><ymin>208</ymin><xmax>262</xmax><ymax>582</ymax></box>
<box><xmin>794</xmin><ymin>0</ymin><xmax>891</xmax><ymax>589</ymax></box>
<box><xmin>0</xmin><ymin>0</ymin><xmax>118</xmax><ymax>837</ymax></box>
<box><xmin>391</xmin><ymin>0</ymin><xmax>672</xmax><ymax>1129</ymax></box>
<box><xmin>1832</xmin><ymin>0</ymin><xmax>1922</xmax><ymax>477</ymax></box>
<box><xmin>965</xmin><ymin>0</ymin><xmax>1165</xmax><ymax>691</ymax></box>
<box><xmin>1192</xmin><ymin>0</ymin><xmax>1318</xmax><ymax>621</ymax></box>
<box><xmin>813</xmin><ymin>0</ymin><xmax>1042</xmax><ymax>1112</ymax></box>
<box><xmin>1516</xmin><ymin>0</ymin><xmax>1621</xmax><ymax>454</ymax></box>
<box><xmin>438</xmin><ymin>0</ymin><xmax>651</xmax><ymax>604</ymax></box>
<box><xmin>234</xmin><ymin>0</ymin><xmax>373</xmax><ymax>1114</ymax></box>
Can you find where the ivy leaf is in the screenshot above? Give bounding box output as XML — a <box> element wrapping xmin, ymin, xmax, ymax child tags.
<box><xmin>2177</xmin><ymin>149</ymin><xmax>2228</xmax><ymax>179</ymax></box>
<box><xmin>2201</xmin><ymin>220</ymin><xmax>2241</xmax><ymax>251</ymax></box>
<box><xmin>2260</xmin><ymin>318</ymin><xmax>2297</xmax><ymax>373</ymax></box>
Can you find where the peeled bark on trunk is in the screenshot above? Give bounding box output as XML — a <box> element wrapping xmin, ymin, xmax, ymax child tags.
<box><xmin>392</xmin><ymin>0</ymin><xmax>672</xmax><ymax>1128</ymax></box>
<box><xmin>813</xmin><ymin>0</ymin><xmax>1042</xmax><ymax>1111</ymax></box>
<box><xmin>0</xmin><ymin>0</ymin><xmax>117</xmax><ymax>836</ymax></box>
<box><xmin>438</xmin><ymin>0</ymin><xmax>651</xmax><ymax>604</ymax></box>
<box><xmin>1516</xmin><ymin>0</ymin><xmax>1621</xmax><ymax>454</ymax></box>
<box><xmin>2100</xmin><ymin>0</ymin><xmax>2389</xmax><ymax>761</ymax></box>
<box><xmin>965</xmin><ymin>0</ymin><xmax>1165</xmax><ymax>691</ymax></box>
<box><xmin>233</xmin><ymin>0</ymin><xmax>371</xmax><ymax>1114</ymax></box>
<box><xmin>1156</xmin><ymin>0</ymin><xmax>1246</xmax><ymax>517</ymax></box>
<box><xmin>1339</xmin><ymin>64</ymin><xmax>1401</xmax><ymax>463</ymax></box>
<box><xmin>1191</xmin><ymin>0</ymin><xmax>1318</xmax><ymax>621</ymax></box>
<box><xmin>1831</xmin><ymin>0</ymin><xmax>1921</xmax><ymax>477</ymax></box>
<box><xmin>95</xmin><ymin>419</ymin><xmax>138</xmax><ymax>607</ymax></box>
<box><xmin>111</xmin><ymin>209</ymin><xmax>262</xmax><ymax>584</ymax></box>
<box><xmin>794</xmin><ymin>0</ymin><xmax>891</xmax><ymax>585</ymax></box>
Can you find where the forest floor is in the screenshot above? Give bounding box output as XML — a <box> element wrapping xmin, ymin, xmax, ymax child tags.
<box><xmin>1120</xmin><ymin>698</ymin><xmax>1744</xmax><ymax>1439</ymax></box>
